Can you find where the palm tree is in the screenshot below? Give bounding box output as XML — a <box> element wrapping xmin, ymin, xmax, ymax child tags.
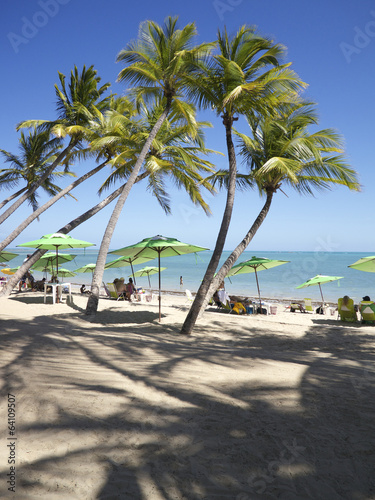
<box><xmin>0</xmin><ymin>65</ymin><xmax>111</xmax><ymax>225</ymax></box>
<box><xmin>97</xmin><ymin>99</ymin><xmax>217</xmax><ymax>214</ymax></box>
<box><xmin>0</xmin><ymin>128</ymin><xmax>67</xmax><ymax>215</ymax></box>
<box><xmin>0</xmin><ymin>96</ymin><xmax>130</xmax><ymax>254</ymax></box>
<box><xmin>180</xmin><ymin>26</ymin><xmax>305</xmax><ymax>335</ymax></box>
<box><xmin>85</xmin><ymin>16</ymin><xmax>214</xmax><ymax>315</ymax></box>
<box><xmin>0</xmin><ymin>109</ymin><xmax>217</xmax><ymax>298</ymax></box>
<box><xmin>195</xmin><ymin>101</ymin><xmax>360</xmax><ymax>312</ymax></box>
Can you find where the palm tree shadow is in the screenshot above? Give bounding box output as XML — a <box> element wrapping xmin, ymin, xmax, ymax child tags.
<box><xmin>1</xmin><ymin>313</ymin><xmax>375</xmax><ymax>498</ymax></box>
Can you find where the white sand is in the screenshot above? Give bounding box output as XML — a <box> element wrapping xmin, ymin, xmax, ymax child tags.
<box><xmin>0</xmin><ymin>291</ymin><xmax>375</xmax><ymax>499</ymax></box>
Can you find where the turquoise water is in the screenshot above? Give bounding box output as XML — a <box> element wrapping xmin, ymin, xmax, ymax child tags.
<box><xmin>6</xmin><ymin>249</ymin><xmax>375</xmax><ymax>303</ymax></box>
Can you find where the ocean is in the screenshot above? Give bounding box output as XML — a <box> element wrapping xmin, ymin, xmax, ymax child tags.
<box><xmin>6</xmin><ymin>249</ymin><xmax>375</xmax><ymax>304</ymax></box>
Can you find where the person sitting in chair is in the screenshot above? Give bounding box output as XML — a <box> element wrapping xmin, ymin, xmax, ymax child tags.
<box><xmin>125</xmin><ymin>278</ymin><xmax>136</xmax><ymax>301</ymax></box>
<box><xmin>213</xmin><ymin>290</ymin><xmax>222</xmax><ymax>307</ymax></box>
<box><xmin>114</xmin><ymin>278</ymin><xmax>127</xmax><ymax>298</ymax></box>
<box><xmin>33</xmin><ymin>278</ymin><xmax>46</xmax><ymax>292</ymax></box>
<box><xmin>338</xmin><ymin>295</ymin><xmax>357</xmax><ymax>322</ymax></box>
<box><xmin>359</xmin><ymin>295</ymin><xmax>375</xmax><ymax>323</ymax></box>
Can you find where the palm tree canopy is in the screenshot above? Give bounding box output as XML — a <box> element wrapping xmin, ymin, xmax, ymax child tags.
<box><xmin>235</xmin><ymin>101</ymin><xmax>360</xmax><ymax>195</ymax></box>
<box><xmin>116</xmin><ymin>16</ymin><xmax>215</xmax><ymax>120</ymax></box>
<box><xmin>90</xmin><ymin>98</ymin><xmax>220</xmax><ymax>216</ymax></box>
<box><xmin>17</xmin><ymin>65</ymin><xmax>112</xmax><ymax>143</ymax></box>
<box><xmin>0</xmin><ymin>128</ymin><xmax>75</xmax><ymax>212</ymax></box>
<box><xmin>185</xmin><ymin>25</ymin><xmax>306</xmax><ymax>124</ymax></box>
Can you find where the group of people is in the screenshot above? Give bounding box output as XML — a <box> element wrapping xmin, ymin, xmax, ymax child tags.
<box><xmin>334</xmin><ymin>294</ymin><xmax>375</xmax><ymax>324</ymax></box>
<box><xmin>114</xmin><ymin>277</ymin><xmax>136</xmax><ymax>301</ymax></box>
<box><xmin>211</xmin><ymin>281</ymin><xmax>254</xmax><ymax>314</ymax></box>
<box><xmin>18</xmin><ymin>274</ymin><xmax>58</xmax><ymax>293</ymax></box>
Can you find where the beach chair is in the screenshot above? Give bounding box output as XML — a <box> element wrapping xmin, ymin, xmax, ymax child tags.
<box><xmin>337</xmin><ymin>297</ymin><xmax>357</xmax><ymax>322</ymax></box>
<box><xmin>105</xmin><ymin>282</ymin><xmax>125</xmax><ymax>301</ymax></box>
<box><xmin>221</xmin><ymin>300</ymin><xmax>232</xmax><ymax>313</ymax></box>
<box><xmin>359</xmin><ymin>300</ymin><xmax>375</xmax><ymax>324</ymax></box>
<box><xmin>304</xmin><ymin>298</ymin><xmax>313</xmax><ymax>312</ymax></box>
<box><xmin>289</xmin><ymin>302</ymin><xmax>306</xmax><ymax>313</ymax></box>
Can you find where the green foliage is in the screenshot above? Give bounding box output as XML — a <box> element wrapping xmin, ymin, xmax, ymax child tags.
<box><xmin>0</xmin><ymin>128</ymin><xmax>75</xmax><ymax>212</ymax></box>
<box><xmin>235</xmin><ymin>101</ymin><xmax>360</xmax><ymax>196</ymax></box>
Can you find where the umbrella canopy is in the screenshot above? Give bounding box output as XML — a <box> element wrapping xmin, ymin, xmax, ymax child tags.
<box><xmin>0</xmin><ymin>251</ymin><xmax>18</xmax><ymax>263</ymax></box>
<box><xmin>9</xmin><ymin>266</ymin><xmax>33</xmax><ymax>273</ymax></box>
<box><xmin>1</xmin><ymin>268</ymin><xmax>15</xmax><ymax>275</ymax></box>
<box><xmin>104</xmin><ymin>255</ymin><xmax>155</xmax><ymax>286</ymax></box>
<box><xmin>33</xmin><ymin>267</ymin><xmax>76</xmax><ymax>281</ymax></box>
<box><xmin>296</xmin><ymin>274</ymin><xmax>344</xmax><ymax>303</ymax></box>
<box><xmin>18</xmin><ymin>233</ymin><xmax>94</xmax><ymax>302</ymax></box>
<box><xmin>226</xmin><ymin>256</ymin><xmax>290</xmax><ymax>313</ymax></box>
<box><xmin>33</xmin><ymin>252</ymin><xmax>77</xmax><ymax>274</ymax></box>
<box><xmin>74</xmin><ymin>263</ymin><xmax>96</xmax><ymax>274</ymax></box>
<box><xmin>111</xmin><ymin>235</ymin><xmax>208</xmax><ymax>321</ymax></box>
<box><xmin>132</xmin><ymin>266</ymin><xmax>166</xmax><ymax>288</ymax></box>
<box><xmin>32</xmin><ymin>265</ymin><xmax>76</xmax><ymax>278</ymax></box>
<box><xmin>348</xmin><ymin>256</ymin><xmax>375</xmax><ymax>273</ymax></box>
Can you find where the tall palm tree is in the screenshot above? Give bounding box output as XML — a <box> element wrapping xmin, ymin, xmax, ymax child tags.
<box><xmin>180</xmin><ymin>26</ymin><xmax>305</xmax><ymax>335</ymax></box>
<box><xmin>85</xmin><ymin>16</ymin><xmax>214</xmax><ymax>315</ymax></box>
<box><xmin>194</xmin><ymin>101</ymin><xmax>360</xmax><ymax>313</ymax></box>
<box><xmin>0</xmin><ymin>128</ymin><xmax>67</xmax><ymax>214</ymax></box>
<box><xmin>0</xmin><ymin>65</ymin><xmax>111</xmax><ymax>225</ymax></box>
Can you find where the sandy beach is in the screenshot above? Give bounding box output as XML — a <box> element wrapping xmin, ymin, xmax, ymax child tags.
<box><xmin>1</xmin><ymin>290</ymin><xmax>375</xmax><ymax>499</ymax></box>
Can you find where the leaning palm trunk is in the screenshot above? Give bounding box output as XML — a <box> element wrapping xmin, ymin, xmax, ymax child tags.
<box><xmin>0</xmin><ymin>187</ymin><xmax>28</xmax><ymax>210</ymax></box>
<box><xmin>0</xmin><ymin>169</ymin><xmax>149</xmax><ymax>297</ymax></box>
<box><xmin>0</xmin><ymin>160</ymin><xmax>108</xmax><ymax>253</ymax></box>
<box><xmin>0</xmin><ymin>183</ymin><xmax>125</xmax><ymax>297</ymax></box>
<box><xmin>85</xmin><ymin>102</ymin><xmax>172</xmax><ymax>316</ymax></box>
<box><xmin>0</xmin><ymin>140</ymin><xmax>77</xmax><ymax>225</ymax></box>
<box><xmin>180</xmin><ymin>118</ymin><xmax>237</xmax><ymax>335</ymax></box>
<box><xmin>195</xmin><ymin>188</ymin><xmax>274</xmax><ymax>317</ymax></box>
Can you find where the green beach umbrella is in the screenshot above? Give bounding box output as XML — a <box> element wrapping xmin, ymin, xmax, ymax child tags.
<box><xmin>74</xmin><ymin>263</ymin><xmax>97</xmax><ymax>274</ymax></box>
<box><xmin>132</xmin><ymin>266</ymin><xmax>166</xmax><ymax>288</ymax></box>
<box><xmin>296</xmin><ymin>274</ymin><xmax>344</xmax><ymax>304</ymax></box>
<box><xmin>37</xmin><ymin>267</ymin><xmax>76</xmax><ymax>281</ymax></box>
<box><xmin>18</xmin><ymin>233</ymin><xmax>94</xmax><ymax>302</ymax></box>
<box><xmin>348</xmin><ymin>256</ymin><xmax>375</xmax><ymax>273</ymax></box>
<box><xmin>111</xmin><ymin>235</ymin><xmax>208</xmax><ymax>321</ymax></box>
<box><xmin>33</xmin><ymin>252</ymin><xmax>77</xmax><ymax>275</ymax></box>
<box><xmin>105</xmin><ymin>255</ymin><xmax>155</xmax><ymax>286</ymax></box>
<box><xmin>32</xmin><ymin>264</ymin><xmax>76</xmax><ymax>280</ymax></box>
<box><xmin>0</xmin><ymin>251</ymin><xmax>18</xmax><ymax>263</ymax></box>
<box><xmin>226</xmin><ymin>256</ymin><xmax>290</xmax><ymax>313</ymax></box>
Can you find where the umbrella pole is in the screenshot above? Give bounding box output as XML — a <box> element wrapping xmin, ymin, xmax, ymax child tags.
<box><xmin>148</xmin><ymin>274</ymin><xmax>151</xmax><ymax>288</ymax></box>
<box><xmin>55</xmin><ymin>245</ymin><xmax>60</xmax><ymax>303</ymax></box>
<box><xmin>254</xmin><ymin>269</ymin><xmax>263</xmax><ymax>314</ymax></box>
<box><xmin>130</xmin><ymin>261</ymin><xmax>137</xmax><ymax>286</ymax></box>
<box><xmin>319</xmin><ymin>283</ymin><xmax>324</xmax><ymax>304</ymax></box>
<box><xmin>158</xmin><ymin>252</ymin><xmax>161</xmax><ymax>322</ymax></box>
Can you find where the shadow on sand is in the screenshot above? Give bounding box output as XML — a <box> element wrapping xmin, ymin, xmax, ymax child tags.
<box><xmin>0</xmin><ymin>303</ymin><xmax>375</xmax><ymax>499</ymax></box>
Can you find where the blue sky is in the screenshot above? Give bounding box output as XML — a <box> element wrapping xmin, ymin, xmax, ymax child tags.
<box><xmin>1</xmin><ymin>0</ymin><xmax>374</xmax><ymax>252</ymax></box>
